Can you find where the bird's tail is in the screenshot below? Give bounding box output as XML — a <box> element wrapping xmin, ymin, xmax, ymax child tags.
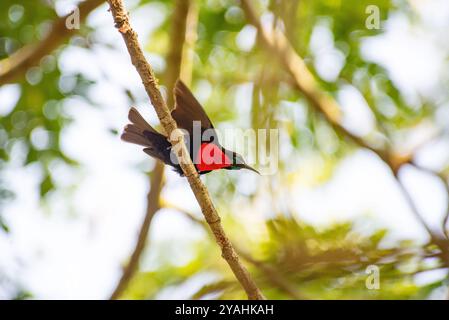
<box><xmin>121</xmin><ymin>107</ymin><xmax>174</xmax><ymax>166</ymax></box>
<box><xmin>121</xmin><ymin>107</ymin><xmax>160</xmax><ymax>146</ymax></box>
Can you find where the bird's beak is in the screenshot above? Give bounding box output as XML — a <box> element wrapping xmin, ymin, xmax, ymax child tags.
<box><xmin>240</xmin><ymin>163</ymin><xmax>260</xmax><ymax>175</ymax></box>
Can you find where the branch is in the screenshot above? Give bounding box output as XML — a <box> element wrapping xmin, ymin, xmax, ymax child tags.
<box><xmin>163</xmin><ymin>201</ymin><xmax>304</xmax><ymax>299</ymax></box>
<box><xmin>240</xmin><ymin>0</ymin><xmax>446</xmax><ymax>248</ymax></box>
<box><xmin>110</xmin><ymin>0</ymin><xmax>198</xmax><ymax>300</ymax></box>
<box><xmin>107</xmin><ymin>0</ymin><xmax>264</xmax><ymax>300</ymax></box>
<box><xmin>0</xmin><ymin>0</ymin><xmax>105</xmax><ymax>85</ymax></box>
<box><xmin>394</xmin><ymin>173</ymin><xmax>441</xmax><ymax>240</ymax></box>
<box><xmin>110</xmin><ymin>162</ymin><xmax>164</xmax><ymax>299</ymax></box>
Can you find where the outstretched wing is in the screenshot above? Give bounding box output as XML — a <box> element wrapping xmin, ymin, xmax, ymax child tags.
<box><xmin>171</xmin><ymin>80</ymin><xmax>214</xmax><ymax>136</ymax></box>
<box><xmin>171</xmin><ymin>80</ymin><xmax>222</xmax><ymax>165</ymax></box>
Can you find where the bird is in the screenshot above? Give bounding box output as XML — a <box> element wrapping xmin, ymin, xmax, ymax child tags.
<box><xmin>121</xmin><ymin>79</ymin><xmax>259</xmax><ymax>176</ymax></box>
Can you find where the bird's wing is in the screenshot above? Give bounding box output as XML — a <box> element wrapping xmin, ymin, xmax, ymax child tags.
<box><xmin>171</xmin><ymin>80</ymin><xmax>214</xmax><ymax>137</ymax></box>
<box><xmin>171</xmin><ymin>80</ymin><xmax>222</xmax><ymax>165</ymax></box>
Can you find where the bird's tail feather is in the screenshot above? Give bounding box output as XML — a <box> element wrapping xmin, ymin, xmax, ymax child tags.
<box><xmin>121</xmin><ymin>107</ymin><xmax>163</xmax><ymax>146</ymax></box>
<box><xmin>121</xmin><ymin>107</ymin><xmax>175</xmax><ymax>167</ymax></box>
<box><xmin>128</xmin><ymin>107</ymin><xmax>158</xmax><ymax>133</ymax></box>
<box><xmin>121</xmin><ymin>125</ymin><xmax>149</xmax><ymax>146</ymax></box>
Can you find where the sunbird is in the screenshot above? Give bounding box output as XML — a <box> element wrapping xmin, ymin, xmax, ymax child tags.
<box><xmin>121</xmin><ymin>80</ymin><xmax>259</xmax><ymax>175</ymax></box>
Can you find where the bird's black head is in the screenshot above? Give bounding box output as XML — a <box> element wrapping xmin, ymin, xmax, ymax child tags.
<box><xmin>225</xmin><ymin>150</ymin><xmax>260</xmax><ymax>174</ymax></box>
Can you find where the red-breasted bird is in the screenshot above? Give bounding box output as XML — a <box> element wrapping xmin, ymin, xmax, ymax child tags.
<box><xmin>121</xmin><ymin>80</ymin><xmax>259</xmax><ymax>175</ymax></box>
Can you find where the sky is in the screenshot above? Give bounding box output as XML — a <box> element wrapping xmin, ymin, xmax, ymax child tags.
<box><xmin>0</xmin><ymin>0</ymin><xmax>449</xmax><ymax>299</ymax></box>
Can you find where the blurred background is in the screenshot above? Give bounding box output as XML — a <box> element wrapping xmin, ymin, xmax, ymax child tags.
<box><xmin>1</xmin><ymin>0</ymin><xmax>449</xmax><ymax>300</ymax></box>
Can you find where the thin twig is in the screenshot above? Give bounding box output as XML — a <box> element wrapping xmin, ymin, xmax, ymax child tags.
<box><xmin>0</xmin><ymin>0</ymin><xmax>105</xmax><ymax>85</ymax></box>
<box><xmin>411</xmin><ymin>162</ymin><xmax>449</xmax><ymax>240</ymax></box>
<box><xmin>394</xmin><ymin>172</ymin><xmax>439</xmax><ymax>240</ymax></box>
<box><xmin>107</xmin><ymin>0</ymin><xmax>264</xmax><ymax>300</ymax></box>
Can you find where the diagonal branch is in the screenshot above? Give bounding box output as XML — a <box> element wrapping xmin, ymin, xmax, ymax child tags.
<box><xmin>410</xmin><ymin>162</ymin><xmax>449</xmax><ymax>239</ymax></box>
<box><xmin>107</xmin><ymin>0</ymin><xmax>264</xmax><ymax>300</ymax></box>
<box><xmin>0</xmin><ymin>0</ymin><xmax>105</xmax><ymax>85</ymax></box>
<box><xmin>394</xmin><ymin>173</ymin><xmax>441</xmax><ymax>241</ymax></box>
<box><xmin>110</xmin><ymin>0</ymin><xmax>197</xmax><ymax>300</ymax></box>
<box><xmin>163</xmin><ymin>201</ymin><xmax>305</xmax><ymax>300</ymax></box>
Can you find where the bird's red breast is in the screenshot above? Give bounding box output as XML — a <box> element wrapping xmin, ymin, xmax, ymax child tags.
<box><xmin>196</xmin><ymin>143</ymin><xmax>232</xmax><ymax>172</ymax></box>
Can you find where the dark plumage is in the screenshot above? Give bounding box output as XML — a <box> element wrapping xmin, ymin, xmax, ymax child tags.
<box><xmin>121</xmin><ymin>80</ymin><xmax>259</xmax><ymax>175</ymax></box>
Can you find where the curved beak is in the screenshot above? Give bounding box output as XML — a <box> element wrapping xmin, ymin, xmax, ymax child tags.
<box><xmin>240</xmin><ymin>163</ymin><xmax>260</xmax><ymax>175</ymax></box>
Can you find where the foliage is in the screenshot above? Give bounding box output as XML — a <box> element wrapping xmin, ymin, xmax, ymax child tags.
<box><xmin>123</xmin><ymin>216</ymin><xmax>445</xmax><ymax>299</ymax></box>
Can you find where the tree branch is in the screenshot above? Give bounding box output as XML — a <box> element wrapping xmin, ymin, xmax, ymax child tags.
<box><xmin>107</xmin><ymin>0</ymin><xmax>264</xmax><ymax>300</ymax></box>
<box><xmin>163</xmin><ymin>201</ymin><xmax>304</xmax><ymax>299</ymax></box>
<box><xmin>411</xmin><ymin>162</ymin><xmax>449</xmax><ymax>239</ymax></box>
<box><xmin>0</xmin><ymin>0</ymin><xmax>105</xmax><ymax>85</ymax></box>
<box><xmin>110</xmin><ymin>0</ymin><xmax>197</xmax><ymax>300</ymax></box>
